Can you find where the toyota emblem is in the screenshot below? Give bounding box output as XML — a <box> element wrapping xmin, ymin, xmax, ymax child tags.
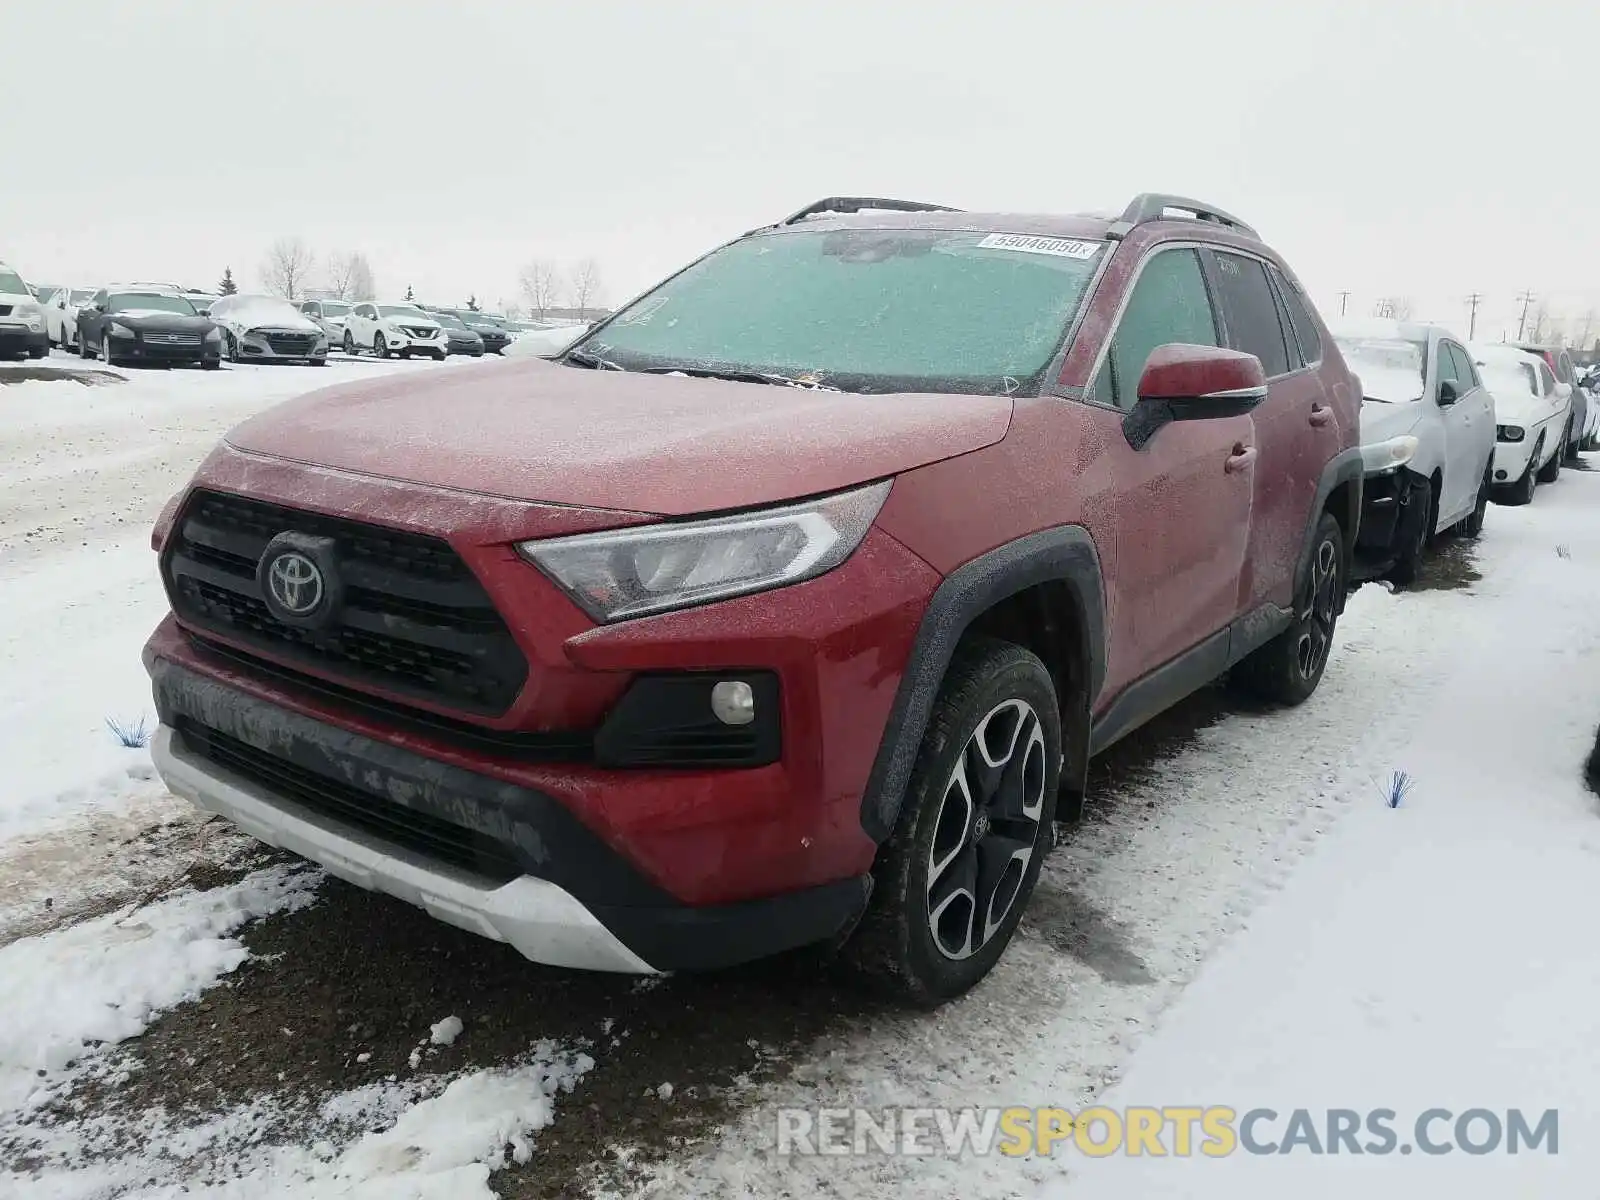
<box><xmin>266</xmin><ymin>550</ymin><xmax>325</xmax><ymax>616</ymax></box>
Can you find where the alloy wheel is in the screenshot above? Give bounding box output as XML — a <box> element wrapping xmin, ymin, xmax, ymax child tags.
<box><xmin>1296</xmin><ymin>537</ymin><xmax>1339</xmax><ymax>680</ymax></box>
<box><xmin>925</xmin><ymin>698</ymin><xmax>1047</xmax><ymax>961</ymax></box>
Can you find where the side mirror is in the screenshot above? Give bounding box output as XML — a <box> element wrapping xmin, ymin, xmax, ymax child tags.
<box><xmin>1124</xmin><ymin>344</ymin><xmax>1267</xmax><ymax>450</ymax></box>
<box><xmin>1438</xmin><ymin>379</ymin><xmax>1461</xmax><ymax>406</ymax></box>
<box><xmin>1555</xmin><ymin>381</ymin><xmax>1573</xmax><ymax>401</ymax></box>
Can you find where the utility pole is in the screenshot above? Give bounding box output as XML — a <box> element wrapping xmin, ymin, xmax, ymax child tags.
<box><xmin>1337</xmin><ymin>290</ymin><xmax>1350</xmax><ymax>316</ymax></box>
<box><xmin>1516</xmin><ymin>290</ymin><xmax>1536</xmax><ymax>341</ymax></box>
<box><xmin>1465</xmin><ymin>292</ymin><xmax>1482</xmax><ymax>339</ymax></box>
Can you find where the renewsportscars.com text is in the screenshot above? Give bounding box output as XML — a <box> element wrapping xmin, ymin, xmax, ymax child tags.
<box><xmin>776</xmin><ymin>1106</ymin><xmax>1559</xmax><ymax>1158</ymax></box>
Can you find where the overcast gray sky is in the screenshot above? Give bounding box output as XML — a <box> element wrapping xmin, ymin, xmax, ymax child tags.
<box><xmin>5</xmin><ymin>0</ymin><xmax>1596</xmax><ymax>339</ymax></box>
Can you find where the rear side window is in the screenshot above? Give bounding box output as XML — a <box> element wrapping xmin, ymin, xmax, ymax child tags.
<box><xmin>1537</xmin><ymin>361</ymin><xmax>1557</xmax><ymax>395</ymax></box>
<box><xmin>1210</xmin><ymin>252</ymin><xmax>1291</xmax><ymax>377</ymax></box>
<box><xmin>1557</xmin><ymin>352</ymin><xmax>1575</xmax><ymax>384</ymax></box>
<box><xmin>1089</xmin><ymin>248</ymin><xmax>1219</xmax><ymax>411</ymax></box>
<box><xmin>1269</xmin><ymin>266</ymin><xmax>1322</xmax><ymax>366</ymax></box>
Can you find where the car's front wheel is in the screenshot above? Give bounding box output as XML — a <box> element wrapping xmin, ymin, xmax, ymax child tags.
<box><xmin>1539</xmin><ymin>426</ymin><xmax>1566</xmax><ymax>483</ymax></box>
<box><xmin>374</xmin><ymin>332</ymin><xmax>389</xmax><ymax>359</ymax></box>
<box><xmin>1497</xmin><ymin>443</ymin><xmax>1539</xmax><ymax>506</ymax></box>
<box><xmin>99</xmin><ymin>333</ymin><xmax>116</xmax><ymax>366</ymax></box>
<box><xmin>1456</xmin><ymin>460</ymin><xmax>1492</xmax><ymax>537</ymax></box>
<box><xmin>1386</xmin><ymin>476</ymin><xmax>1435</xmax><ymax>587</ymax></box>
<box><xmin>1233</xmin><ymin>512</ymin><xmax>1344</xmax><ymax>705</ymax></box>
<box><xmin>846</xmin><ymin>638</ymin><xmax>1061</xmax><ymax>1008</ymax></box>
<box><xmin>343</xmin><ymin>329</ymin><xmax>356</xmax><ymax>355</ymax></box>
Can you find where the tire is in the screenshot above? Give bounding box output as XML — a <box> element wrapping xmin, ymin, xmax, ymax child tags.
<box><xmin>844</xmin><ymin>638</ymin><xmax>1061</xmax><ymax>1008</ymax></box>
<box><xmin>78</xmin><ymin>332</ymin><xmax>91</xmax><ymax>359</ymax></box>
<box><xmin>1232</xmin><ymin>512</ymin><xmax>1344</xmax><ymax>705</ymax></box>
<box><xmin>1498</xmin><ymin>445</ymin><xmax>1538</xmax><ymax>506</ymax></box>
<box><xmin>432</xmin><ymin>351</ymin><xmax>446</xmax><ymax>362</ymax></box>
<box><xmin>1540</xmin><ymin>426</ymin><xmax>1566</xmax><ymax>482</ymax></box>
<box><xmin>225</xmin><ymin>331</ymin><xmax>241</xmax><ymax>364</ymax></box>
<box><xmin>1386</xmin><ymin>477</ymin><xmax>1435</xmax><ymax>587</ymax></box>
<box><xmin>1566</xmin><ymin>418</ymin><xmax>1581</xmax><ymax>463</ymax></box>
<box><xmin>309</xmin><ymin>357</ymin><xmax>327</xmax><ymax>367</ymax></box>
<box><xmin>374</xmin><ymin>333</ymin><xmax>389</xmax><ymax>359</ymax></box>
<box><xmin>27</xmin><ymin>346</ymin><xmax>45</xmax><ymax>360</ymax></box>
<box><xmin>1457</xmin><ymin>460</ymin><xmax>1491</xmax><ymax>538</ymax></box>
<box><xmin>343</xmin><ymin>329</ymin><xmax>356</xmax><ymax>355</ymax></box>
<box><xmin>99</xmin><ymin>333</ymin><xmax>115</xmax><ymax>366</ymax></box>
<box><xmin>202</xmin><ymin>359</ymin><xmax>220</xmax><ymax>371</ymax></box>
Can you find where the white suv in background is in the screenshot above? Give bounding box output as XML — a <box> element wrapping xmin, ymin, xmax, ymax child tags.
<box><xmin>300</xmin><ymin>298</ymin><xmax>354</xmax><ymax>349</ymax></box>
<box><xmin>0</xmin><ymin>262</ymin><xmax>49</xmax><ymax>360</ymax></box>
<box><xmin>342</xmin><ymin>303</ymin><xmax>446</xmax><ymax>360</ymax></box>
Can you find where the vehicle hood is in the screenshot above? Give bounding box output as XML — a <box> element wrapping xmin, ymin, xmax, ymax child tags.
<box><xmin>219</xmin><ymin>302</ymin><xmax>320</xmax><ymax>333</ymax></box>
<box><xmin>386</xmin><ymin>315</ymin><xmax>440</xmax><ymax>328</ymax></box>
<box><xmin>1358</xmin><ymin>400</ymin><xmax>1422</xmax><ymax>446</ymax></box>
<box><xmin>112</xmin><ymin>311</ymin><xmax>215</xmax><ymax>331</ymax></box>
<box><xmin>446</xmin><ymin>328</ymin><xmax>483</xmax><ymax>340</ymax></box>
<box><xmin>466</xmin><ymin>326</ymin><xmax>507</xmax><ymax>338</ymax></box>
<box><xmin>224</xmin><ymin>358</ymin><xmax>1014</xmax><ymax>515</ymax></box>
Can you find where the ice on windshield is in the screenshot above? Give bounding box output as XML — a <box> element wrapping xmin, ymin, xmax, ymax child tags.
<box><xmin>1335</xmin><ymin>336</ymin><xmax>1425</xmax><ymax>403</ymax></box>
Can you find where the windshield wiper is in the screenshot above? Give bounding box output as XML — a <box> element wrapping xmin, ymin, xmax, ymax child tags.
<box><xmin>563</xmin><ymin>348</ymin><xmax>624</xmax><ymax>371</ymax></box>
<box><xmin>640</xmin><ymin>366</ymin><xmax>842</xmax><ymax>391</ymax></box>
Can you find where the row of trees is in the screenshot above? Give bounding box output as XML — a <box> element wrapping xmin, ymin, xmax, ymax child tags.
<box><xmin>252</xmin><ymin>238</ymin><xmax>607</xmax><ymax>318</ymax></box>
<box><xmin>518</xmin><ymin>258</ymin><xmax>603</xmax><ymax>320</ymax></box>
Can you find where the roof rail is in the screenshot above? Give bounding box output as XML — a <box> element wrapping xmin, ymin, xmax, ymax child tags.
<box><xmin>1110</xmin><ymin>193</ymin><xmax>1257</xmax><ymax>240</ymax></box>
<box><xmin>771</xmin><ymin>196</ymin><xmax>963</xmax><ymax>228</ymax></box>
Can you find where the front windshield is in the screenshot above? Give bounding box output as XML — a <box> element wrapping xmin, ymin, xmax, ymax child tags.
<box><xmin>70</xmin><ymin>289</ymin><xmax>94</xmax><ymax>304</ymax></box>
<box><xmin>1333</xmin><ymin>335</ymin><xmax>1426</xmax><ymax>404</ymax></box>
<box><xmin>321</xmin><ymin>301</ymin><xmax>352</xmax><ymax>317</ymax></box>
<box><xmin>109</xmin><ymin>292</ymin><xmax>197</xmax><ymax>316</ymax></box>
<box><xmin>463</xmin><ymin>315</ymin><xmax>501</xmax><ymax>328</ymax></box>
<box><xmin>577</xmin><ymin>228</ymin><xmax>1105</xmax><ymax>395</ymax></box>
<box><xmin>0</xmin><ymin>270</ymin><xmax>28</xmax><ymax>295</ymax></box>
<box><xmin>35</xmin><ymin>287</ymin><xmax>59</xmax><ymax>303</ymax></box>
<box><xmin>1478</xmin><ymin>359</ymin><xmax>1538</xmax><ymax>398</ymax></box>
<box><xmin>379</xmin><ymin>305</ymin><xmax>427</xmax><ymax>318</ymax></box>
<box><xmin>434</xmin><ymin>313</ymin><xmax>467</xmax><ymax>329</ymax></box>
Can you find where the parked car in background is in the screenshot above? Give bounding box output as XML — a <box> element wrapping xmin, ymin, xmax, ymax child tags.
<box><xmin>503</xmin><ymin>323</ymin><xmax>589</xmax><ymax>358</ymax></box>
<box><xmin>184</xmin><ymin>291</ymin><xmax>221</xmax><ymax>316</ymax></box>
<box><xmin>459</xmin><ymin>311</ymin><xmax>512</xmax><ymax>355</ymax></box>
<box><xmin>46</xmin><ymin>287</ymin><xmax>96</xmax><ymax>349</ymax></box>
<box><xmin>209</xmin><ymin>294</ymin><xmax>329</xmax><ymax>365</ymax></box>
<box><xmin>143</xmin><ymin>193</ymin><xmax>1362</xmax><ymax>1006</ymax></box>
<box><xmin>1513</xmin><ymin>342</ymin><xmax>1585</xmax><ymax>461</ymax></box>
<box><xmin>0</xmin><ymin>262</ymin><xmax>49</xmax><ymax>360</ymax></box>
<box><xmin>342</xmin><ymin>303</ymin><xmax>446</xmax><ymax>360</ymax></box>
<box><xmin>1331</xmin><ymin>318</ymin><xmax>1495</xmax><ymax>585</ymax></box>
<box><xmin>76</xmin><ymin>286</ymin><xmax>220</xmax><ymax>369</ymax></box>
<box><xmin>432</xmin><ymin>311</ymin><xmax>486</xmax><ymax>356</ymax></box>
<box><xmin>299</xmin><ymin>299</ymin><xmax>354</xmax><ymax>349</ymax></box>
<box><xmin>1471</xmin><ymin>342</ymin><xmax>1571</xmax><ymax>504</ymax></box>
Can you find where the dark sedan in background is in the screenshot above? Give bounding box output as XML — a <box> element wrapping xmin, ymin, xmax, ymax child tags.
<box><xmin>77</xmin><ymin>288</ymin><xmax>221</xmax><ymax>368</ymax></box>
<box><xmin>460</xmin><ymin>312</ymin><xmax>511</xmax><ymax>354</ymax></box>
<box><xmin>433</xmin><ymin>311</ymin><xmax>486</xmax><ymax>356</ymax></box>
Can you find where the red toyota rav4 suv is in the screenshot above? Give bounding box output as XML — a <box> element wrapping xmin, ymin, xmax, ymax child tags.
<box><xmin>144</xmin><ymin>194</ymin><xmax>1361</xmax><ymax>1006</ymax></box>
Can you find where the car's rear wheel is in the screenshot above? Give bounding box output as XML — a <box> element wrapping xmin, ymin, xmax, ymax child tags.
<box><xmin>1457</xmin><ymin>460</ymin><xmax>1492</xmax><ymax>537</ymax></box>
<box><xmin>1232</xmin><ymin>512</ymin><xmax>1344</xmax><ymax>705</ymax></box>
<box><xmin>1539</xmin><ymin>426</ymin><xmax>1566</xmax><ymax>483</ymax></box>
<box><xmin>845</xmin><ymin>638</ymin><xmax>1060</xmax><ymax>1008</ymax></box>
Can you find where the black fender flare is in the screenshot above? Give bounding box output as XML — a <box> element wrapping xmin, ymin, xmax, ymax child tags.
<box><xmin>859</xmin><ymin>526</ymin><xmax>1106</xmax><ymax>843</ymax></box>
<box><xmin>1298</xmin><ymin>448</ymin><xmax>1363</xmax><ymax>608</ymax></box>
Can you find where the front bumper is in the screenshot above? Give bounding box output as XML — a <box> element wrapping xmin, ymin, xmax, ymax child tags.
<box><xmin>147</xmin><ymin>659</ymin><xmax>871</xmax><ymax>972</ymax></box>
<box><xmin>446</xmin><ymin>339</ymin><xmax>484</xmax><ymax>356</ymax></box>
<box><xmin>1350</xmin><ymin>466</ymin><xmax>1429</xmax><ymax>583</ymax></box>
<box><xmin>1493</xmin><ymin>437</ymin><xmax>1537</xmax><ymax>484</ymax></box>
<box><xmin>113</xmin><ymin>335</ymin><xmax>220</xmax><ymax>363</ymax></box>
<box><xmin>0</xmin><ymin>324</ymin><xmax>48</xmax><ymax>354</ymax></box>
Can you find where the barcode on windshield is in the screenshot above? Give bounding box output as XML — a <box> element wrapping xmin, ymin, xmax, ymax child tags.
<box><xmin>977</xmin><ymin>234</ymin><xmax>1101</xmax><ymax>259</ymax></box>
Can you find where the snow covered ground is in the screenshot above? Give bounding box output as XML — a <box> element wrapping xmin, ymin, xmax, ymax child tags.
<box><xmin>2</xmin><ymin>350</ymin><xmax>1598</xmax><ymax>1197</ymax></box>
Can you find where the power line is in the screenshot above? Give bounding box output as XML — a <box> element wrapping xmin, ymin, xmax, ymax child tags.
<box><xmin>1516</xmin><ymin>290</ymin><xmax>1536</xmax><ymax>341</ymax></box>
<box><xmin>1337</xmin><ymin>290</ymin><xmax>1350</xmax><ymax>316</ymax></box>
<box><xmin>1465</xmin><ymin>292</ymin><xmax>1482</xmax><ymax>340</ymax></box>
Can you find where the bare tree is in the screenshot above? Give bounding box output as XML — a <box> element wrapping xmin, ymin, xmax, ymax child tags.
<box><xmin>1576</xmin><ymin>309</ymin><xmax>1598</xmax><ymax>353</ymax></box>
<box><xmin>1372</xmin><ymin>296</ymin><xmax>1413</xmax><ymax>320</ymax></box>
<box><xmin>519</xmin><ymin>259</ymin><xmax>559</xmax><ymax>320</ymax></box>
<box><xmin>325</xmin><ymin>251</ymin><xmax>375</xmax><ymax>301</ymax></box>
<box><xmin>567</xmin><ymin>258</ymin><xmax>603</xmax><ymax>315</ymax></box>
<box><xmin>262</xmin><ymin>237</ymin><xmax>315</xmax><ymax>301</ymax></box>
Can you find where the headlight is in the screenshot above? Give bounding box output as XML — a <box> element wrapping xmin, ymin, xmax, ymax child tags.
<box><xmin>519</xmin><ymin>481</ymin><xmax>892</xmax><ymax>623</ymax></box>
<box><xmin>109</xmin><ymin>322</ymin><xmax>137</xmax><ymax>338</ymax></box>
<box><xmin>15</xmin><ymin>301</ymin><xmax>39</xmax><ymax>317</ymax></box>
<box><xmin>1497</xmin><ymin>424</ymin><xmax>1525</xmax><ymax>443</ymax></box>
<box><xmin>204</xmin><ymin>327</ymin><xmax>221</xmax><ymax>343</ymax></box>
<box><xmin>1359</xmin><ymin>434</ymin><xmax>1418</xmax><ymax>475</ymax></box>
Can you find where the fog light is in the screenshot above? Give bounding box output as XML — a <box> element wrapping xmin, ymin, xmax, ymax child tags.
<box><xmin>710</xmin><ymin>680</ymin><xmax>755</xmax><ymax>726</ymax></box>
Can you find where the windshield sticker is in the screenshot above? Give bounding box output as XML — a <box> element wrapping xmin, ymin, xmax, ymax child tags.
<box><xmin>977</xmin><ymin>234</ymin><xmax>1101</xmax><ymax>260</ymax></box>
<box><xmin>617</xmin><ymin>297</ymin><xmax>670</xmax><ymax>326</ymax></box>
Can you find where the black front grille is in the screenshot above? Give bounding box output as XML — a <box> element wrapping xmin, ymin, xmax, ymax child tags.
<box><xmin>175</xmin><ymin>719</ymin><xmax>522</xmax><ymax>882</ymax></box>
<box><xmin>164</xmin><ymin>489</ymin><xmax>528</xmax><ymax>717</ymax></box>
<box><xmin>0</xmin><ymin>305</ymin><xmax>12</xmax><ymax>317</ymax></box>
<box><xmin>265</xmin><ymin>331</ymin><xmax>318</xmax><ymax>355</ymax></box>
<box><xmin>148</xmin><ymin>331</ymin><xmax>203</xmax><ymax>347</ymax></box>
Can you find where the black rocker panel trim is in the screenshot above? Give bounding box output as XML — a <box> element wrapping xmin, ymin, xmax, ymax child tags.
<box><xmin>859</xmin><ymin>525</ymin><xmax>1106</xmax><ymax>843</ymax></box>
